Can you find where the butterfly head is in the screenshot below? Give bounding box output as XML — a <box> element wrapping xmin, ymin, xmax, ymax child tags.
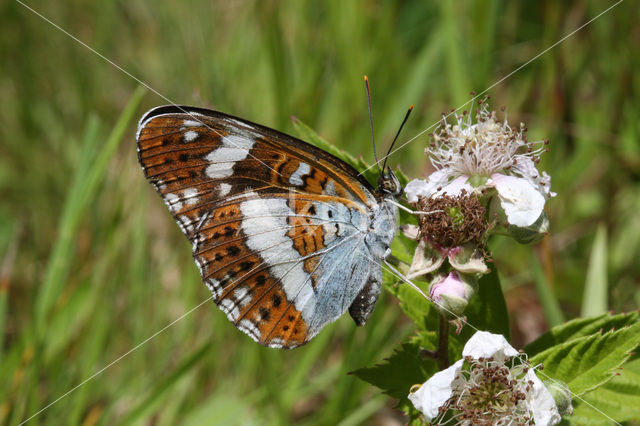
<box><xmin>378</xmin><ymin>167</ymin><xmax>402</xmax><ymax>197</ymax></box>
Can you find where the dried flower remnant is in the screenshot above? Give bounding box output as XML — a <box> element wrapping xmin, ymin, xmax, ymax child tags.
<box><xmin>402</xmin><ymin>193</ymin><xmax>490</xmax><ymax>293</ymax></box>
<box><xmin>416</xmin><ymin>192</ymin><xmax>488</xmax><ymax>249</ymax></box>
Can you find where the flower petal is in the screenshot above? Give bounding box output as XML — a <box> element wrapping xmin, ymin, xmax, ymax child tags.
<box><xmin>407</xmin><ymin>240</ymin><xmax>445</xmax><ymax>278</ymax></box>
<box><xmin>436</xmin><ymin>175</ymin><xmax>473</xmax><ymax>197</ymax></box>
<box><xmin>525</xmin><ymin>370</ymin><xmax>562</xmax><ymax>425</ymax></box>
<box><xmin>490</xmin><ymin>174</ymin><xmax>546</xmax><ymax>227</ymax></box>
<box><xmin>408</xmin><ymin>359</ymin><xmax>464</xmax><ymax>420</ymax></box>
<box><xmin>404</xmin><ymin>179</ymin><xmax>434</xmax><ymax>203</ymax></box>
<box><xmin>426</xmin><ymin>168</ymin><xmax>452</xmax><ymax>187</ymax></box>
<box><xmin>404</xmin><ymin>169</ymin><xmax>462</xmax><ymax>203</ymax></box>
<box><xmin>513</xmin><ymin>157</ymin><xmax>557</xmax><ymax>198</ymax></box>
<box><xmin>462</xmin><ymin>330</ymin><xmax>518</xmax><ymax>360</ymax></box>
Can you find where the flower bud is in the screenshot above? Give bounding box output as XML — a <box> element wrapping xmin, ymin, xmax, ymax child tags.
<box><xmin>429</xmin><ymin>272</ymin><xmax>476</xmax><ymax>317</ymax></box>
<box><xmin>543</xmin><ymin>379</ymin><xmax>573</xmax><ymax>416</ymax></box>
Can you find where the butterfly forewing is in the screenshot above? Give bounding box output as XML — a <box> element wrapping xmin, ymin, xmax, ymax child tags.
<box><xmin>136</xmin><ymin>105</ymin><xmax>393</xmax><ymax>348</ymax></box>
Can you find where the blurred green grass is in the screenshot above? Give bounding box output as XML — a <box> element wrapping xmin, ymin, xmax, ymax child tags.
<box><xmin>1</xmin><ymin>1</ymin><xmax>639</xmax><ymax>424</ymax></box>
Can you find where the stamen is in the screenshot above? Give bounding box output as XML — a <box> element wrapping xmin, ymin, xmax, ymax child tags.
<box><xmin>426</xmin><ymin>103</ymin><xmax>548</xmax><ymax>180</ymax></box>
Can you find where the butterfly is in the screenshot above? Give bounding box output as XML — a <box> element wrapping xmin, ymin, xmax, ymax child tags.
<box><xmin>136</xmin><ymin>105</ymin><xmax>403</xmax><ymax>348</ymax></box>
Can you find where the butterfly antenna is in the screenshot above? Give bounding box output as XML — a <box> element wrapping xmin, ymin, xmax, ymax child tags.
<box><xmin>364</xmin><ymin>76</ymin><xmax>382</xmax><ymax>175</ymax></box>
<box><xmin>382</xmin><ymin>104</ymin><xmax>414</xmax><ymax>172</ymax></box>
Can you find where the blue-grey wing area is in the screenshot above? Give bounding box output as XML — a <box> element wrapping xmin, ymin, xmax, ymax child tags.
<box><xmin>302</xmin><ymin>233</ymin><xmax>376</xmax><ymax>337</ymax></box>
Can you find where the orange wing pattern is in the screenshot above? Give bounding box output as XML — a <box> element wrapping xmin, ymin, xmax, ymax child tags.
<box><xmin>137</xmin><ymin>105</ymin><xmax>387</xmax><ymax>348</ymax></box>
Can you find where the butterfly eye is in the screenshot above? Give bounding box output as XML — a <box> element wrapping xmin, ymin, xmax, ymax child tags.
<box><xmin>378</xmin><ymin>169</ymin><xmax>402</xmax><ymax>196</ymax></box>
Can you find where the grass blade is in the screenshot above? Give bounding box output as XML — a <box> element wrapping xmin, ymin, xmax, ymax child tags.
<box><xmin>34</xmin><ymin>86</ymin><xmax>145</xmax><ymax>336</ymax></box>
<box><xmin>581</xmin><ymin>223</ymin><xmax>608</xmax><ymax>317</ymax></box>
<box><xmin>531</xmin><ymin>250</ymin><xmax>564</xmax><ymax>327</ymax></box>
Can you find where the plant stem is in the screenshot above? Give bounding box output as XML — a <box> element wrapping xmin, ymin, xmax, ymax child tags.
<box><xmin>436</xmin><ymin>314</ymin><xmax>450</xmax><ymax>369</ymax></box>
<box><xmin>421</xmin><ymin>314</ymin><xmax>450</xmax><ymax>369</ymax></box>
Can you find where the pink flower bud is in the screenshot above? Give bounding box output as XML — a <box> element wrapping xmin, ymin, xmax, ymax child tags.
<box><xmin>429</xmin><ymin>272</ymin><xmax>476</xmax><ymax>317</ymax></box>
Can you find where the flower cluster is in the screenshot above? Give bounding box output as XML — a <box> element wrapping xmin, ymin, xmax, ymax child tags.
<box><xmin>405</xmin><ymin>101</ymin><xmax>555</xmax><ymax>229</ymax></box>
<box><xmin>409</xmin><ymin>331</ymin><xmax>563</xmax><ymax>425</ymax></box>
<box><xmin>402</xmin><ymin>102</ymin><xmax>555</xmax><ymax>317</ymax></box>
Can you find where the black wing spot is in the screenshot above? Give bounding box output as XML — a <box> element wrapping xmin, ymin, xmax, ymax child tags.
<box><xmin>256</xmin><ymin>275</ymin><xmax>267</xmax><ymax>287</ymax></box>
<box><xmin>272</xmin><ymin>293</ymin><xmax>282</xmax><ymax>307</ymax></box>
<box><xmin>327</xmin><ymin>210</ymin><xmax>333</xmax><ymax>218</ymax></box>
<box><xmin>259</xmin><ymin>307</ymin><xmax>271</xmax><ymax>321</ymax></box>
<box><xmin>239</xmin><ymin>260</ymin><xmax>254</xmax><ymax>271</ymax></box>
<box><xmin>226</xmin><ymin>245</ymin><xmax>241</xmax><ymax>256</ymax></box>
<box><xmin>179</xmin><ymin>153</ymin><xmax>189</xmax><ymax>162</ymax></box>
<box><xmin>308</xmin><ymin>205</ymin><xmax>316</xmax><ymax>215</ymax></box>
<box><xmin>224</xmin><ymin>226</ymin><xmax>235</xmax><ymax>237</ymax></box>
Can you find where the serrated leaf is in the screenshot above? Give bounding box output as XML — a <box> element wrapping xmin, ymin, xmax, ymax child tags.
<box><xmin>568</xmin><ymin>358</ymin><xmax>640</xmax><ymax>424</ymax></box>
<box><xmin>384</xmin><ymin>273</ymin><xmax>437</xmax><ymax>332</ymax></box>
<box><xmin>531</xmin><ymin>322</ymin><xmax>640</xmax><ymax>396</ymax></box>
<box><xmin>351</xmin><ymin>332</ymin><xmax>438</xmax><ymax>421</ymax></box>
<box><xmin>524</xmin><ymin>311</ymin><xmax>639</xmax><ymax>357</ymax></box>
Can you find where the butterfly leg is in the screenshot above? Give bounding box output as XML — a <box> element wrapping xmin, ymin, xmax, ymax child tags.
<box><xmin>387</xmin><ymin>199</ymin><xmax>441</xmax><ymax>216</ymax></box>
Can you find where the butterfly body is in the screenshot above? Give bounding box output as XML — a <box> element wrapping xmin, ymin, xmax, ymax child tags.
<box><xmin>136</xmin><ymin>105</ymin><xmax>398</xmax><ymax>348</ymax></box>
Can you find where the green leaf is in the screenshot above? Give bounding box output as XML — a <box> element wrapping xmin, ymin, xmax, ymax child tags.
<box><xmin>581</xmin><ymin>223</ymin><xmax>608</xmax><ymax>317</ymax></box>
<box><xmin>530</xmin><ymin>322</ymin><xmax>640</xmax><ymax>396</ymax></box>
<box><xmin>457</xmin><ymin>267</ymin><xmax>510</xmax><ymax>343</ymax></box>
<box><xmin>351</xmin><ymin>332</ymin><xmax>438</xmax><ymax>421</ymax></box>
<box><xmin>390</xmin><ymin>230</ymin><xmax>418</xmax><ymax>267</ymax></box>
<box><xmin>383</xmin><ymin>272</ymin><xmax>437</xmax><ymax>332</ymax></box>
<box><xmin>524</xmin><ymin>311</ymin><xmax>639</xmax><ymax>357</ymax></box>
<box><xmin>569</xmin><ymin>358</ymin><xmax>640</xmax><ymax>424</ymax></box>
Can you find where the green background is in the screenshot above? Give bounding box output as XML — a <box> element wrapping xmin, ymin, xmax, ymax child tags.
<box><xmin>1</xmin><ymin>1</ymin><xmax>639</xmax><ymax>424</ymax></box>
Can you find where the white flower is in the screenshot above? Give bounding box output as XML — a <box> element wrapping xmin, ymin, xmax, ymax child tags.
<box><xmin>409</xmin><ymin>359</ymin><xmax>465</xmax><ymax>420</ymax></box>
<box><xmin>404</xmin><ymin>104</ymin><xmax>555</xmax><ymax>227</ymax></box>
<box><xmin>489</xmin><ymin>174</ymin><xmax>546</xmax><ymax>227</ymax></box>
<box><xmin>408</xmin><ymin>331</ymin><xmax>562</xmax><ymax>425</ymax></box>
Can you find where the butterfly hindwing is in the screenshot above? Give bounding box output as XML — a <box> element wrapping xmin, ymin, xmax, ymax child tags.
<box><xmin>137</xmin><ymin>105</ymin><xmax>391</xmax><ymax>348</ymax></box>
